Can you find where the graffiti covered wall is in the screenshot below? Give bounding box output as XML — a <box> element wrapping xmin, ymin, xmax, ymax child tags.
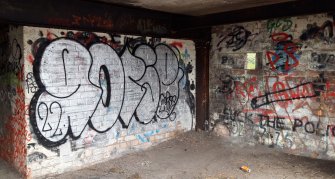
<box><xmin>0</xmin><ymin>26</ymin><xmax>27</xmax><ymax>177</ymax></box>
<box><xmin>210</xmin><ymin>13</ymin><xmax>335</xmax><ymax>159</ymax></box>
<box><xmin>23</xmin><ymin>26</ymin><xmax>195</xmax><ymax>178</ymax></box>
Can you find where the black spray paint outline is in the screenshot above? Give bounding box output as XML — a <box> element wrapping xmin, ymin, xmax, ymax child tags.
<box><xmin>251</xmin><ymin>82</ymin><xmax>317</xmax><ymax>109</ymax></box>
<box><xmin>30</xmin><ymin>38</ymin><xmax>185</xmax><ymax>147</ymax></box>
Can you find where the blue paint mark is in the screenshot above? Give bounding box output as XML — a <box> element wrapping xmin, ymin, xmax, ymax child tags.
<box><xmin>182</xmin><ymin>48</ymin><xmax>191</xmax><ymax>60</ymax></box>
<box><xmin>180</xmin><ymin>73</ymin><xmax>187</xmax><ymax>88</ymax></box>
<box><xmin>128</xmin><ymin>123</ymin><xmax>136</xmax><ymax>135</ymax></box>
<box><xmin>271</xmin><ymin>43</ymin><xmax>301</xmax><ymax>74</ymax></box>
<box><xmin>114</xmin><ymin>129</ymin><xmax>120</xmax><ymax>139</ymax></box>
<box><xmin>161</xmin><ymin>123</ymin><xmax>168</xmax><ymax>129</ymax></box>
<box><xmin>136</xmin><ymin>129</ymin><xmax>160</xmax><ymax>143</ymax></box>
<box><xmin>136</xmin><ymin>134</ymin><xmax>148</xmax><ymax>143</ymax></box>
<box><xmin>144</xmin><ymin>130</ymin><xmax>154</xmax><ymax>137</ymax></box>
<box><xmin>131</xmin><ymin>123</ymin><xmax>136</xmax><ymax>131</ymax></box>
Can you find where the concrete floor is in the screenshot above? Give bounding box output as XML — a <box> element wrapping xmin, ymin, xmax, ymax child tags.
<box><xmin>0</xmin><ymin>160</ymin><xmax>22</xmax><ymax>179</ymax></box>
<box><xmin>2</xmin><ymin>131</ymin><xmax>335</xmax><ymax>179</ymax></box>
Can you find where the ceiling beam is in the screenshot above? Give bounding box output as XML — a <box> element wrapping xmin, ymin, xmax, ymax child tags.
<box><xmin>0</xmin><ymin>0</ymin><xmax>334</xmax><ymax>40</ymax></box>
<box><xmin>184</xmin><ymin>0</ymin><xmax>335</xmax><ymax>29</ymax></box>
<box><xmin>0</xmin><ymin>0</ymin><xmax>193</xmax><ymax>38</ymax></box>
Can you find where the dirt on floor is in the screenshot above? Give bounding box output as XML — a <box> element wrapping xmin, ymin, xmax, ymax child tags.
<box><xmin>49</xmin><ymin>131</ymin><xmax>335</xmax><ymax>179</ymax></box>
<box><xmin>3</xmin><ymin>131</ymin><xmax>335</xmax><ymax>179</ymax></box>
<box><xmin>0</xmin><ymin>160</ymin><xmax>22</xmax><ymax>179</ymax></box>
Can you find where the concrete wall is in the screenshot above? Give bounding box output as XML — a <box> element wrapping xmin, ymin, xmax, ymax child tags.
<box><xmin>210</xmin><ymin>13</ymin><xmax>335</xmax><ymax>159</ymax></box>
<box><xmin>0</xmin><ymin>26</ymin><xmax>27</xmax><ymax>176</ymax></box>
<box><xmin>1</xmin><ymin>26</ymin><xmax>197</xmax><ymax>178</ymax></box>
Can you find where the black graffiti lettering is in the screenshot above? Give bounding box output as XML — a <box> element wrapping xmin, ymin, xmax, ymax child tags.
<box><xmin>312</xmin><ymin>73</ymin><xmax>327</xmax><ymax>96</ymax></box>
<box><xmin>221</xmin><ymin>107</ymin><xmax>242</xmax><ymax>122</ymax></box>
<box><xmin>304</xmin><ymin>121</ymin><xmax>315</xmax><ymax>133</ymax></box>
<box><xmin>274</xmin><ymin>131</ymin><xmax>280</xmax><ymax>146</ymax></box>
<box><xmin>27</xmin><ymin>143</ymin><xmax>36</xmax><ymax>150</ymax></box>
<box><xmin>259</xmin><ymin>114</ymin><xmax>269</xmax><ymax>129</ymax></box>
<box><xmin>226</xmin><ymin>26</ymin><xmax>251</xmax><ymax>51</ymax></box>
<box><xmin>311</xmin><ymin>53</ymin><xmax>335</xmax><ymax>70</ymax></box>
<box><xmin>221</xmin><ymin>56</ymin><xmax>234</xmax><ymax>65</ymax></box>
<box><xmin>100</xmin><ymin>65</ymin><xmax>111</xmax><ymax>107</ymax></box>
<box><xmin>28</xmin><ymin>152</ymin><xmax>47</xmax><ymax>164</ymax></box>
<box><xmin>276</xmin><ymin>117</ymin><xmax>285</xmax><ymax>129</ymax></box>
<box><xmin>217</xmin><ymin>109</ymin><xmax>251</xmax><ymax>136</ymax></box>
<box><xmin>159</xmin><ymin>91</ymin><xmax>177</xmax><ymax>117</ymax></box>
<box><xmin>165</xmin><ymin>53</ymin><xmax>168</xmax><ymax>79</ymax></box>
<box><xmin>133</xmin><ymin>44</ymin><xmax>167</xmax><ymax>124</ymax></box>
<box><xmin>220</xmin><ymin>55</ymin><xmax>246</xmax><ymax>69</ymax></box>
<box><xmin>326</xmin><ymin>125</ymin><xmax>335</xmax><ymax>137</ymax></box>
<box><xmin>38</xmin><ymin>102</ymin><xmax>51</xmax><ymax>132</ymax></box>
<box><xmin>300</xmin><ymin>20</ymin><xmax>333</xmax><ymax>41</ymax></box>
<box><xmin>26</xmin><ymin>72</ymin><xmax>38</xmax><ymax>94</ymax></box>
<box><xmin>293</xmin><ymin>119</ymin><xmax>303</xmax><ymax>131</ymax></box>
<box><xmin>217</xmin><ymin>26</ymin><xmax>251</xmax><ymax>51</ymax></box>
<box><xmin>49</xmin><ymin>102</ymin><xmax>63</xmax><ymax>137</ymax></box>
<box><xmin>37</xmin><ymin>101</ymin><xmax>63</xmax><ymax>137</ymax></box>
<box><xmin>292</xmin><ymin>118</ymin><xmax>323</xmax><ymax>135</ymax></box>
<box><xmin>29</xmin><ymin>39</ymin><xmax>185</xmax><ymax>147</ymax></box>
<box><xmin>258</xmin><ymin>115</ymin><xmax>268</xmax><ymax>136</ymax></box>
<box><xmin>216</xmin><ymin>75</ymin><xmax>235</xmax><ymax>94</ymax></box>
<box><xmin>182</xmin><ymin>60</ymin><xmax>195</xmax><ymax>117</ymax></box>
<box><xmin>258</xmin><ymin>115</ymin><xmax>285</xmax><ymax>130</ymax></box>
<box><xmin>315</xmin><ymin>121</ymin><xmax>326</xmax><ymax>137</ymax></box>
<box><xmin>267</xmin><ymin>117</ymin><xmax>275</xmax><ymax>129</ymax></box>
<box><xmin>61</xmin><ymin>49</ymin><xmax>69</xmax><ymax>85</ymax></box>
<box><xmin>245</xmin><ymin>113</ymin><xmax>253</xmax><ymax>124</ymax></box>
<box><xmin>251</xmin><ymin>82</ymin><xmax>317</xmax><ymax>109</ymax></box>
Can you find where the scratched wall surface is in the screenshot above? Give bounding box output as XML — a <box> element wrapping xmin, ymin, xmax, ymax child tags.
<box><xmin>23</xmin><ymin>26</ymin><xmax>195</xmax><ymax>178</ymax></box>
<box><xmin>210</xmin><ymin>13</ymin><xmax>335</xmax><ymax>159</ymax></box>
<box><xmin>0</xmin><ymin>26</ymin><xmax>28</xmax><ymax>177</ymax></box>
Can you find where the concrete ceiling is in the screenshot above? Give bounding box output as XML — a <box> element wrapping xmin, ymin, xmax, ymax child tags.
<box><xmin>92</xmin><ymin>0</ymin><xmax>295</xmax><ymax>16</ymax></box>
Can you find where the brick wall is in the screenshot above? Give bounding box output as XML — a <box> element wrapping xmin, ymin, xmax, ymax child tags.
<box><xmin>210</xmin><ymin>13</ymin><xmax>335</xmax><ymax>159</ymax></box>
<box><xmin>16</xmin><ymin>26</ymin><xmax>195</xmax><ymax>178</ymax></box>
<box><xmin>0</xmin><ymin>26</ymin><xmax>27</xmax><ymax>177</ymax></box>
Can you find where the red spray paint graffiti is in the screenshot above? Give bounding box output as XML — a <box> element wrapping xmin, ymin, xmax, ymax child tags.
<box><xmin>169</xmin><ymin>41</ymin><xmax>183</xmax><ymax>49</ymax></box>
<box><xmin>0</xmin><ymin>84</ymin><xmax>29</xmax><ymax>177</ymax></box>
<box><xmin>266</xmin><ymin>33</ymin><xmax>301</xmax><ymax>74</ymax></box>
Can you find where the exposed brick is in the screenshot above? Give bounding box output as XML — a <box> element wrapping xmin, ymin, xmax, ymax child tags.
<box><xmin>210</xmin><ymin>13</ymin><xmax>335</xmax><ymax>162</ymax></box>
<box><xmin>7</xmin><ymin>18</ymin><xmax>191</xmax><ymax>178</ymax></box>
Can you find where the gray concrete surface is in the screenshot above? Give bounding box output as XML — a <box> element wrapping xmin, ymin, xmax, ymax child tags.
<box><xmin>2</xmin><ymin>131</ymin><xmax>335</xmax><ymax>179</ymax></box>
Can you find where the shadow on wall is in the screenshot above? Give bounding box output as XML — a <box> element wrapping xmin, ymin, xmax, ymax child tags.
<box><xmin>0</xmin><ymin>36</ymin><xmax>23</xmax><ymax>136</ymax></box>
